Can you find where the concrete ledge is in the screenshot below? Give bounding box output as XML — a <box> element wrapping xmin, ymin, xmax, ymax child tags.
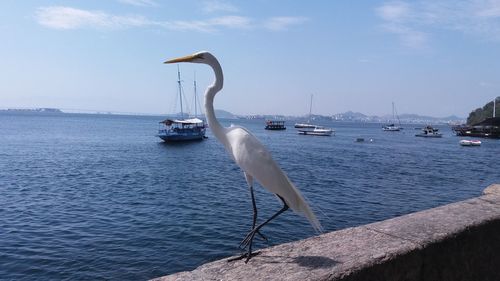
<box><xmin>153</xmin><ymin>184</ymin><xmax>500</xmax><ymax>281</ymax></box>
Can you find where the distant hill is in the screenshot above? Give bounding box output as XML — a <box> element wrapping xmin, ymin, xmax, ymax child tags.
<box><xmin>398</xmin><ymin>113</ymin><xmax>463</xmax><ymax>121</ymax></box>
<box><xmin>2</xmin><ymin>107</ymin><xmax>469</xmax><ymax>124</ymax></box>
<box><xmin>167</xmin><ymin>109</ymin><xmax>237</xmax><ymax>119</ymax></box>
<box><xmin>0</xmin><ymin>108</ymin><xmax>63</xmax><ymax>113</ymax></box>
<box><xmin>214</xmin><ymin>109</ymin><xmax>238</xmax><ymax>119</ymax></box>
<box><xmin>336</xmin><ymin>111</ymin><xmax>368</xmax><ymax>119</ymax></box>
<box><xmin>331</xmin><ymin>111</ymin><xmax>464</xmax><ymax>124</ymax></box>
<box><xmin>467</xmin><ymin>97</ymin><xmax>500</xmax><ymax>125</ymax></box>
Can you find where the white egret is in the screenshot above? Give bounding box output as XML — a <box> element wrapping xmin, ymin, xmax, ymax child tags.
<box><xmin>164</xmin><ymin>51</ymin><xmax>322</xmax><ymax>262</ymax></box>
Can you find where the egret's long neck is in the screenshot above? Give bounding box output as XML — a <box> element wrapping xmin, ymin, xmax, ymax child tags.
<box><xmin>205</xmin><ymin>59</ymin><xmax>227</xmax><ymax>144</ymax></box>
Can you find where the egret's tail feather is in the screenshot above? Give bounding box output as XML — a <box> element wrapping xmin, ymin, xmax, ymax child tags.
<box><xmin>298</xmin><ymin>198</ymin><xmax>323</xmax><ymax>233</ymax></box>
<box><xmin>282</xmin><ymin>178</ymin><xmax>323</xmax><ymax>233</ymax></box>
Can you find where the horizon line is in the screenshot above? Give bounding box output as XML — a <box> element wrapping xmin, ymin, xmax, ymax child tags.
<box><xmin>0</xmin><ymin>106</ymin><xmax>466</xmax><ymax>120</ymax></box>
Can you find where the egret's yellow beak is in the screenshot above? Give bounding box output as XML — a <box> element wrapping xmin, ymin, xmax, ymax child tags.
<box><xmin>164</xmin><ymin>54</ymin><xmax>198</xmax><ymax>64</ymax></box>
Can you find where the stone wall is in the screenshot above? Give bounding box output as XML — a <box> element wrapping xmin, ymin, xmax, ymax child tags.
<box><xmin>152</xmin><ymin>184</ymin><xmax>500</xmax><ymax>281</ymax></box>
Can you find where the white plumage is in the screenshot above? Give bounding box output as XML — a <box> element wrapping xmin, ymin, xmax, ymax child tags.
<box><xmin>165</xmin><ymin>51</ymin><xmax>322</xmax><ymax>261</ymax></box>
<box><xmin>225</xmin><ymin>125</ymin><xmax>322</xmax><ymax>232</ymax></box>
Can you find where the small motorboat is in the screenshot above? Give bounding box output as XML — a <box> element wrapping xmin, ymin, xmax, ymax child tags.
<box><xmin>459</xmin><ymin>139</ymin><xmax>481</xmax><ymax>146</ymax></box>
<box><xmin>294</xmin><ymin>123</ymin><xmax>316</xmax><ymax>129</ymax></box>
<box><xmin>415</xmin><ymin>126</ymin><xmax>442</xmax><ymax>138</ymax></box>
<box><xmin>298</xmin><ymin>126</ymin><xmax>334</xmax><ymax>136</ymax></box>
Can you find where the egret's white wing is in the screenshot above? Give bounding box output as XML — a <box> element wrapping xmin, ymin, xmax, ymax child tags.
<box><xmin>225</xmin><ymin>126</ymin><xmax>322</xmax><ymax>232</ymax></box>
<box><xmin>226</xmin><ymin>126</ymin><xmax>286</xmax><ymax>194</ymax></box>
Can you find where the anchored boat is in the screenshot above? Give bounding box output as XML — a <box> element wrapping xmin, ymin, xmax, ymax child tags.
<box><xmin>298</xmin><ymin>126</ymin><xmax>334</xmax><ymax>136</ymax></box>
<box><xmin>383</xmin><ymin>102</ymin><xmax>402</xmax><ymax>131</ymax></box>
<box><xmin>452</xmin><ymin>117</ymin><xmax>500</xmax><ymax>139</ymax></box>
<box><xmin>459</xmin><ymin>139</ymin><xmax>481</xmax><ymax>146</ymax></box>
<box><xmin>295</xmin><ymin>94</ymin><xmax>316</xmax><ymax>129</ymax></box>
<box><xmin>265</xmin><ymin>120</ymin><xmax>286</xmax><ymax>130</ymax></box>
<box><xmin>158</xmin><ymin>118</ymin><xmax>206</xmax><ymax>141</ymax></box>
<box><xmin>415</xmin><ymin>126</ymin><xmax>442</xmax><ymax>138</ymax></box>
<box><xmin>158</xmin><ymin>67</ymin><xmax>206</xmax><ymax>142</ymax></box>
<box><xmin>294</xmin><ymin>94</ymin><xmax>334</xmax><ymax>134</ymax></box>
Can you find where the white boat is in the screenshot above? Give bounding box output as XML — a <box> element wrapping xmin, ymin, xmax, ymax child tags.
<box><xmin>298</xmin><ymin>126</ymin><xmax>334</xmax><ymax>136</ymax></box>
<box><xmin>295</xmin><ymin>95</ymin><xmax>334</xmax><ymax>134</ymax></box>
<box><xmin>383</xmin><ymin>102</ymin><xmax>402</xmax><ymax>131</ymax></box>
<box><xmin>459</xmin><ymin>139</ymin><xmax>481</xmax><ymax>146</ymax></box>
<box><xmin>415</xmin><ymin>126</ymin><xmax>442</xmax><ymax>138</ymax></box>
<box><xmin>294</xmin><ymin>123</ymin><xmax>316</xmax><ymax>129</ymax></box>
<box><xmin>295</xmin><ymin>94</ymin><xmax>317</xmax><ymax>128</ymax></box>
<box><xmin>383</xmin><ymin>124</ymin><xmax>401</xmax><ymax>131</ymax></box>
<box><xmin>157</xmin><ymin>67</ymin><xmax>206</xmax><ymax>142</ymax></box>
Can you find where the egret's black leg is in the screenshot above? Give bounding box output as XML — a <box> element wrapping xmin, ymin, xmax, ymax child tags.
<box><xmin>229</xmin><ymin>195</ymin><xmax>289</xmax><ymax>263</ymax></box>
<box><xmin>240</xmin><ymin>196</ymin><xmax>288</xmax><ymax>249</ymax></box>
<box><xmin>249</xmin><ymin>184</ymin><xmax>267</xmax><ymax>241</ymax></box>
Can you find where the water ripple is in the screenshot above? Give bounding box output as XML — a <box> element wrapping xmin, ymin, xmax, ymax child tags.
<box><xmin>0</xmin><ymin>113</ymin><xmax>499</xmax><ymax>280</ymax></box>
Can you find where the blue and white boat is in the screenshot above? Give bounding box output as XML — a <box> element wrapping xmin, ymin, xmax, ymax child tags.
<box><xmin>158</xmin><ymin>118</ymin><xmax>206</xmax><ymax>141</ymax></box>
<box><xmin>158</xmin><ymin>67</ymin><xmax>206</xmax><ymax>142</ymax></box>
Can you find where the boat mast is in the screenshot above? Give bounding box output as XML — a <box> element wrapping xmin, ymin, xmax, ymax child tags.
<box><xmin>308</xmin><ymin>94</ymin><xmax>313</xmax><ymax>123</ymax></box>
<box><xmin>194</xmin><ymin>71</ymin><xmax>198</xmax><ymax>118</ymax></box>
<box><xmin>177</xmin><ymin>65</ymin><xmax>184</xmax><ymax>119</ymax></box>
<box><xmin>392</xmin><ymin>102</ymin><xmax>395</xmax><ymax>121</ymax></box>
<box><xmin>396</xmin><ymin>103</ymin><xmax>401</xmax><ymax>126</ymax></box>
<box><xmin>392</xmin><ymin>101</ymin><xmax>401</xmax><ymax>126</ymax></box>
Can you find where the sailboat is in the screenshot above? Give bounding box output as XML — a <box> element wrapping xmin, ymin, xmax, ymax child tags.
<box><xmin>383</xmin><ymin>102</ymin><xmax>402</xmax><ymax>131</ymax></box>
<box><xmin>295</xmin><ymin>94</ymin><xmax>316</xmax><ymax>129</ymax></box>
<box><xmin>295</xmin><ymin>94</ymin><xmax>335</xmax><ymax>136</ymax></box>
<box><xmin>157</xmin><ymin>67</ymin><xmax>206</xmax><ymax>142</ymax></box>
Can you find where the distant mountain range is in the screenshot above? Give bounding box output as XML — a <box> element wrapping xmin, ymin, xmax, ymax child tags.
<box><xmin>0</xmin><ymin>108</ymin><xmax>63</xmax><ymax>113</ymax></box>
<box><xmin>235</xmin><ymin>110</ymin><xmax>465</xmax><ymax>124</ymax></box>
<box><xmin>214</xmin><ymin>109</ymin><xmax>239</xmax><ymax>119</ymax></box>
<box><xmin>329</xmin><ymin>111</ymin><xmax>464</xmax><ymax>124</ymax></box>
<box><xmin>399</xmin><ymin>113</ymin><xmax>463</xmax><ymax>121</ymax></box>
<box><xmin>1</xmin><ymin>107</ymin><xmax>466</xmax><ymax>124</ymax></box>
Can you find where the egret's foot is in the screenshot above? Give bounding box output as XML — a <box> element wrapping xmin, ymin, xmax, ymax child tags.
<box><xmin>227</xmin><ymin>251</ymin><xmax>260</xmax><ymax>263</ymax></box>
<box><xmin>239</xmin><ymin>229</ymin><xmax>260</xmax><ymax>250</ymax></box>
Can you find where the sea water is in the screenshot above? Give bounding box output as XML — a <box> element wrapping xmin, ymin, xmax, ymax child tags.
<box><xmin>1</xmin><ymin>112</ymin><xmax>499</xmax><ymax>280</ymax></box>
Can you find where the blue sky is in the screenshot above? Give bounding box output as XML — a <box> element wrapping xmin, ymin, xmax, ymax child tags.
<box><xmin>1</xmin><ymin>0</ymin><xmax>500</xmax><ymax>117</ymax></box>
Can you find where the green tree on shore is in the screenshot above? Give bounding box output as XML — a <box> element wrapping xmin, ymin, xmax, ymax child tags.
<box><xmin>467</xmin><ymin>97</ymin><xmax>500</xmax><ymax>125</ymax></box>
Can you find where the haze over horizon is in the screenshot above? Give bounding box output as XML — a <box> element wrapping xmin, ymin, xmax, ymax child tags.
<box><xmin>0</xmin><ymin>106</ymin><xmax>470</xmax><ymax>120</ymax></box>
<box><xmin>1</xmin><ymin>1</ymin><xmax>500</xmax><ymax>118</ymax></box>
